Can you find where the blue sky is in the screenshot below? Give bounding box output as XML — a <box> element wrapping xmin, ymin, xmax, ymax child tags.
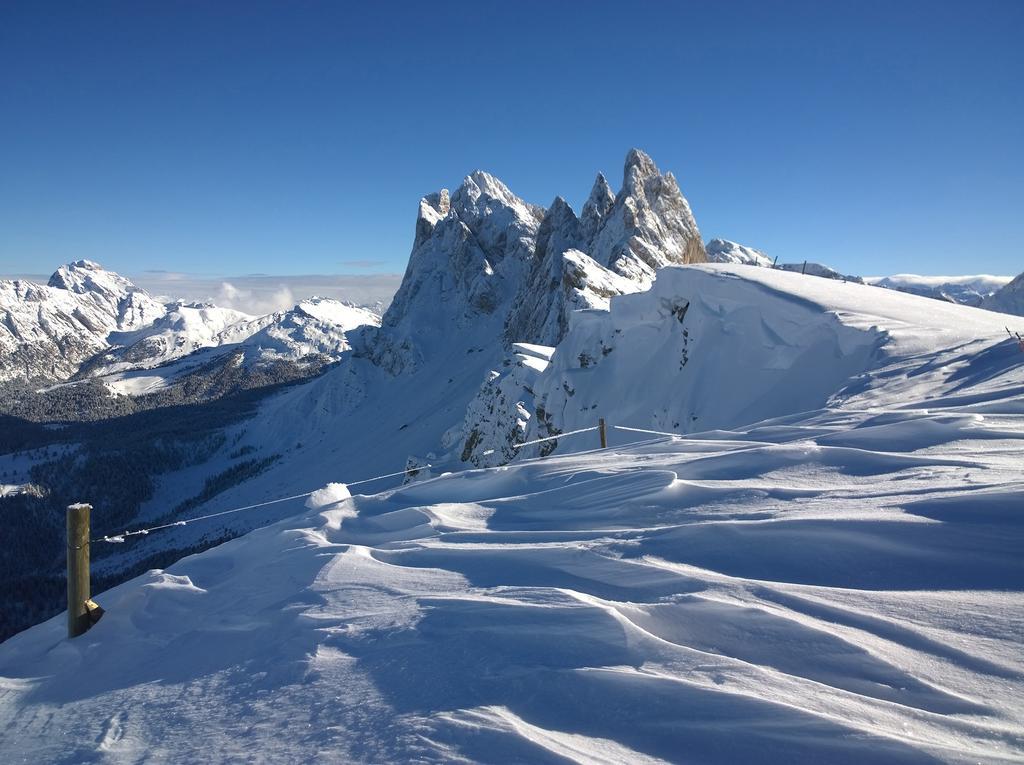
<box><xmin>2</xmin><ymin>1</ymin><xmax>1022</xmax><ymax>278</ymax></box>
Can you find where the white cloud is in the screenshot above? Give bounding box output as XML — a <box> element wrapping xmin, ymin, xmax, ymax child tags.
<box><xmin>135</xmin><ymin>273</ymin><xmax>402</xmax><ymax>316</ymax></box>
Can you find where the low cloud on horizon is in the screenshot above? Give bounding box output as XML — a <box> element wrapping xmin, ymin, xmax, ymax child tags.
<box><xmin>136</xmin><ymin>272</ymin><xmax>404</xmax><ymax>315</ymax></box>
<box><xmin>6</xmin><ymin>270</ymin><xmax>403</xmax><ymax>316</ymax></box>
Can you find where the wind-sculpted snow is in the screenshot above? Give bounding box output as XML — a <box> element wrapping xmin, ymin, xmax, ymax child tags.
<box><xmin>2</xmin><ymin>394</ymin><xmax>1023</xmax><ymax>762</ymax></box>
<box><xmin>519</xmin><ymin>264</ymin><xmax>1021</xmax><ymax>455</ymax></box>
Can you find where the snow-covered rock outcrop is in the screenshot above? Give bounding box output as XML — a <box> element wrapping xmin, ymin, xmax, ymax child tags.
<box><xmin>706</xmin><ymin>238</ymin><xmax>774</xmax><ymax>267</ymax></box>
<box><xmin>382</xmin><ymin>149</ymin><xmax>707</xmax><ymax>465</ymax></box>
<box><xmin>443</xmin><ymin>343</ymin><xmax>553</xmax><ymax>467</ymax></box>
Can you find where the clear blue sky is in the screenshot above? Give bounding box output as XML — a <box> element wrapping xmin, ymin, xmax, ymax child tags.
<box><xmin>2</xmin><ymin>0</ymin><xmax>1022</xmax><ymax>277</ymax></box>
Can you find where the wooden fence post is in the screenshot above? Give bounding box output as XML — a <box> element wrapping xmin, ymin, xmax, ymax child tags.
<box><xmin>67</xmin><ymin>503</ymin><xmax>102</xmax><ymax>638</ymax></box>
<box><xmin>599</xmin><ymin>418</ymin><xmax>607</xmax><ymax>449</ymax></box>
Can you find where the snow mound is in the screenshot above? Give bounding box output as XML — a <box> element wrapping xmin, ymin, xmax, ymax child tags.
<box><xmin>305</xmin><ymin>482</ymin><xmax>351</xmax><ymax>508</ymax></box>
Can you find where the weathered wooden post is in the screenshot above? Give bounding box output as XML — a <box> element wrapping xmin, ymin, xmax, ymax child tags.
<box><xmin>599</xmin><ymin>418</ymin><xmax>607</xmax><ymax>449</ymax></box>
<box><xmin>67</xmin><ymin>503</ymin><xmax>102</xmax><ymax>638</ymax></box>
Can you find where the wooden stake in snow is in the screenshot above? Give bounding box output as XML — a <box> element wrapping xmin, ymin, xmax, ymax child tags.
<box><xmin>66</xmin><ymin>503</ymin><xmax>103</xmax><ymax>638</ymax></box>
<box><xmin>801</xmin><ymin>260</ymin><xmax>808</xmax><ymax>275</ymax></box>
<box><xmin>599</xmin><ymin>418</ymin><xmax>607</xmax><ymax>449</ymax></box>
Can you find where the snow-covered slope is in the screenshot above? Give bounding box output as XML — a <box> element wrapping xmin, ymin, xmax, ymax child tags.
<box><xmin>2</xmin><ymin>316</ymin><xmax>1022</xmax><ymax>761</ymax></box>
<box><xmin>0</xmin><ymin>261</ymin><xmax>166</xmax><ymax>384</ymax></box>
<box><xmin>90</xmin><ymin>302</ymin><xmax>255</xmax><ymax>374</ymax></box>
<box><xmin>870</xmin><ymin>274</ymin><xmax>1011</xmax><ymax>307</ymax></box>
<box><xmin>982</xmin><ymin>270</ymin><xmax>1024</xmax><ymax>316</ymax></box>
<box><xmin>528</xmin><ymin>264</ymin><xmax>1013</xmax><ymax>444</ymax></box>
<box><xmin>234</xmin><ymin>297</ymin><xmax>381</xmax><ymax>364</ymax></box>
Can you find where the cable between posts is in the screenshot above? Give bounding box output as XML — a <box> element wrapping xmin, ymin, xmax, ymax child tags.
<box><xmin>94</xmin><ymin>463</ymin><xmax>432</xmax><ymax>544</ymax></box>
<box><xmin>511</xmin><ymin>426</ymin><xmax>600</xmax><ymax>450</ymax></box>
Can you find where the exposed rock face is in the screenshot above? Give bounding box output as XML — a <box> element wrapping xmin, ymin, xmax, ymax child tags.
<box><xmin>386</xmin><ymin>149</ymin><xmax>706</xmax><ymax>358</ymax></box>
<box><xmin>587</xmin><ymin>149</ymin><xmax>706</xmax><ymax>284</ymax></box>
<box><xmin>443</xmin><ymin>343</ymin><xmax>554</xmax><ymax>468</ymax></box>
<box><xmin>579</xmin><ymin>173</ymin><xmax>615</xmax><ymax>246</ymax></box>
<box><xmin>388</xmin><ymin>149</ymin><xmax>707</xmax><ymax>466</ymax></box>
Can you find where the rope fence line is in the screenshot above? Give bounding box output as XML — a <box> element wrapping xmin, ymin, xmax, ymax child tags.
<box><xmin>95</xmin><ymin>463</ymin><xmax>433</xmax><ymax>544</ymax></box>
<box><xmin>612</xmin><ymin>425</ymin><xmax>683</xmax><ymax>439</ymax></box>
<box><xmin>64</xmin><ymin>417</ymin><xmax>702</xmax><ymax>637</ymax></box>
<box><xmin>91</xmin><ymin>420</ymin><xmax>690</xmax><ymax>545</ymax></box>
<box><xmin>511</xmin><ymin>426</ymin><xmax>600</xmax><ymax>450</ymax></box>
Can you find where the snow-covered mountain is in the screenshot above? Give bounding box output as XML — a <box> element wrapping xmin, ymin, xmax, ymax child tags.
<box><xmin>4</xmin><ymin>260</ymin><xmax>1023</xmax><ymax>763</ymax></box>
<box><xmin>0</xmin><ymin>260</ymin><xmax>166</xmax><ymax>384</ymax></box>
<box><xmin>89</xmin><ymin>302</ymin><xmax>256</xmax><ymax>374</ymax></box>
<box><xmin>0</xmin><ymin>260</ymin><xmax>382</xmax><ymax>400</ymax></box>
<box><xmin>231</xmin><ymin>297</ymin><xmax>381</xmax><ymax>365</ymax></box>
<box><xmin>869</xmin><ymin>274</ymin><xmax>1011</xmax><ymax>307</ymax></box>
<box><xmin>982</xmin><ymin>270</ymin><xmax>1024</xmax><ymax>316</ymax></box>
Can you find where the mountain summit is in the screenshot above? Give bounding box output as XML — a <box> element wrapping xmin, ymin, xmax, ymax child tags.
<box><xmin>388</xmin><ymin>148</ymin><xmax>706</xmax><ymax>354</ymax></box>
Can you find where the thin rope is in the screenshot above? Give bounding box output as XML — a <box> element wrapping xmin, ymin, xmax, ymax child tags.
<box><xmin>512</xmin><ymin>426</ymin><xmax>600</xmax><ymax>450</ymax></box>
<box><xmin>612</xmin><ymin>425</ymin><xmax>682</xmax><ymax>438</ymax></box>
<box><xmin>94</xmin><ymin>463</ymin><xmax>432</xmax><ymax>543</ymax></box>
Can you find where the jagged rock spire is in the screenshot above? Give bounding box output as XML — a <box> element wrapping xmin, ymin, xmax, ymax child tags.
<box><xmin>580</xmin><ymin>173</ymin><xmax>615</xmax><ymax>247</ymax></box>
<box><xmin>587</xmin><ymin>148</ymin><xmax>706</xmax><ymax>284</ymax></box>
<box><xmin>387</xmin><ymin>148</ymin><xmax>706</xmax><ymax>353</ymax></box>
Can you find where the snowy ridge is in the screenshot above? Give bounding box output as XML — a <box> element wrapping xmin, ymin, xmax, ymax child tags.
<box><xmin>983</xmin><ymin>270</ymin><xmax>1024</xmax><ymax>317</ymax></box>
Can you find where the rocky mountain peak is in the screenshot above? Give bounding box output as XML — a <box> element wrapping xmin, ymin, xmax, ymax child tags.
<box><xmin>580</xmin><ymin>173</ymin><xmax>615</xmax><ymax>246</ymax></box>
<box><xmin>622</xmin><ymin>148</ymin><xmax>660</xmax><ymax>192</ymax></box>
<box><xmin>414</xmin><ymin>189</ymin><xmax>451</xmax><ymax>250</ymax></box>
<box><xmin>48</xmin><ymin>259</ymin><xmax>123</xmax><ymax>293</ymax></box>
<box><xmin>587</xmin><ymin>149</ymin><xmax>706</xmax><ymax>284</ymax></box>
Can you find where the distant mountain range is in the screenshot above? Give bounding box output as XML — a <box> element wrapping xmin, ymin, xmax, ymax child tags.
<box><xmin>0</xmin><ymin>260</ymin><xmax>381</xmax><ymax>406</ymax></box>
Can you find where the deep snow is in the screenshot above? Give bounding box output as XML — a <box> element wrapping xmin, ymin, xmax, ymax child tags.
<box><xmin>1</xmin><ymin>264</ymin><xmax>1023</xmax><ymax>763</ymax></box>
